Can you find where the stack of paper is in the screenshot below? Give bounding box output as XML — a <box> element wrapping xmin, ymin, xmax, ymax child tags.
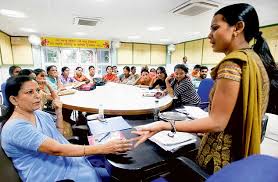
<box><xmin>176</xmin><ymin>106</ymin><xmax>209</xmax><ymax>119</ymax></box>
<box><xmin>149</xmin><ymin>131</ymin><xmax>197</xmax><ymax>152</ymax></box>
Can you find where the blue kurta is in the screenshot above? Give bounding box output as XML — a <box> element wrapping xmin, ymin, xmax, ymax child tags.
<box><xmin>1</xmin><ymin>110</ymin><xmax>101</xmax><ymax>182</ymax></box>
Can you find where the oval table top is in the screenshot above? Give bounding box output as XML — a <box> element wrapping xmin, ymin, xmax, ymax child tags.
<box><xmin>60</xmin><ymin>82</ymin><xmax>173</xmax><ymax>115</ymax></box>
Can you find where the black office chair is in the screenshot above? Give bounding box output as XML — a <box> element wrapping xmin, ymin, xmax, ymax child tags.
<box><xmin>0</xmin><ymin>142</ymin><xmax>21</xmax><ymax>182</ymax></box>
<box><xmin>197</xmin><ymin>78</ymin><xmax>214</xmax><ymax>110</ymax></box>
<box><xmin>0</xmin><ymin>119</ymin><xmax>21</xmax><ymax>182</ymax></box>
<box><xmin>151</xmin><ymin>155</ymin><xmax>209</xmax><ymax>182</ymax></box>
<box><xmin>261</xmin><ymin>115</ymin><xmax>268</xmax><ymax>142</ymax></box>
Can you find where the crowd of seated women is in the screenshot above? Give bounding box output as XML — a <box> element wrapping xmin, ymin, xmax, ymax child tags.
<box><xmin>1</xmin><ymin>63</ymin><xmax>207</xmax><ymax>113</ymax></box>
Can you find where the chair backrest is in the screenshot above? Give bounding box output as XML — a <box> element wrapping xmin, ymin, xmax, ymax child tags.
<box><xmin>0</xmin><ymin>129</ymin><xmax>21</xmax><ymax>182</ymax></box>
<box><xmin>0</xmin><ymin>91</ymin><xmax>2</xmax><ymax>105</ymax></box>
<box><xmin>261</xmin><ymin>115</ymin><xmax>268</xmax><ymax>142</ymax></box>
<box><xmin>0</xmin><ymin>145</ymin><xmax>21</xmax><ymax>182</ymax></box>
<box><xmin>0</xmin><ymin>103</ymin><xmax>21</xmax><ymax>181</ymax></box>
<box><xmin>206</xmin><ymin>155</ymin><xmax>278</xmax><ymax>182</ymax></box>
<box><xmin>1</xmin><ymin>82</ymin><xmax>9</xmax><ymax>107</ymax></box>
<box><xmin>197</xmin><ymin>78</ymin><xmax>214</xmax><ymax>103</ymax></box>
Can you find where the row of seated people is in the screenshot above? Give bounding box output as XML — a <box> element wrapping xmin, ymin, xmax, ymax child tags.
<box><xmin>1</xmin><ymin>64</ymin><xmax>209</xmax><ymax>110</ymax></box>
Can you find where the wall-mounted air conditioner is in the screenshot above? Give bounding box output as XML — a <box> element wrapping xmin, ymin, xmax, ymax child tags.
<box><xmin>73</xmin><ymin>17</ymin><xmax>103</xmax><ymax>26</ymax></box>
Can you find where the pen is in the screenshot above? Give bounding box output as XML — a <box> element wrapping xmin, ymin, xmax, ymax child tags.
<box><xmin>98</xmin><ymin>132</ymin><xmax>111</xmax><ymax>142</ymax></box>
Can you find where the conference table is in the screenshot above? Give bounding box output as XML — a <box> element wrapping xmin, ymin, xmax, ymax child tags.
<box><xmin>60</xmin><ymin>83</ymin><xmax>197</xmax><ymax>181</ymax></box>
<box><xmin>60</xmin><ymin>82</ymin><xmax>173</xmax><ymax>115</ymax></box>
<box><xmin>92</xmin><ymin>118</ymin><xmax>199</xmax><ymax>182</ymax></box>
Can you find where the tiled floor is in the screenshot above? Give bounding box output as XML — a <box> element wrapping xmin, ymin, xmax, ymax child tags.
<box><xmin>261</xmin><ymin>113</ymin><xmax>278</xmax><ymax>157</ymax></box>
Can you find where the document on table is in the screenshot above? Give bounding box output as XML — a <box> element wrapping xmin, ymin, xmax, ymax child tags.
<box><xmin>88</xmin><ymin>116</ymin><xmax>132</xmax><ymax>135</ymax></box>
<box><xmin>176</xmin><ymin>106</ymin><xmax>209</xmax><ymax>119</ymax></box>
<box><xmin>149</xmin><ymin>131</ymin><xmax>197</xmax><ymax>152</ymax></box>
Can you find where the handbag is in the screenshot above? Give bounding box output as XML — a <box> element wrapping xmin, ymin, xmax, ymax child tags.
<box><xmin>76</xmin><ymin>82</ymin><xmax>96</xmax><ymax>91</ymax></box>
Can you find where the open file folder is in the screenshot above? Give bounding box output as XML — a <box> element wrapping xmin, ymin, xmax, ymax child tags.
<box><xmin>88</xmin><ymin>116</ymin><xmax>132</xmax><ymax>136</ymax></box>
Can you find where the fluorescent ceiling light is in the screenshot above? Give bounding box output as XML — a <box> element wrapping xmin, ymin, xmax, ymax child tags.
<box><xmin>128</xmin><ymin>35</ymin><xmax>140</xmax><ymax>39</ymax></box>
<box><xmin>74</xmin><ymin>32</ymin><xmax>87</xmax><ymax>36</ymax></box>
<box><xmin>0</xmin><ymin>9</ymin><xmax>27</xmax><ymax>18</ymax></box>
<box><xmin>147</xmin><ymin>26</ymin><xmax>164</xmax><ymax>31</ymax></box>
<box><xmin>20</xmin><ymin>28</ymin><xmax>37</xmax><ymax>33</ymax></box>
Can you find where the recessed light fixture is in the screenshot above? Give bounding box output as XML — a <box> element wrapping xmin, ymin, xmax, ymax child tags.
<box><xmin>128</xmin><ymin>35</ymin><xmax>140</xmax><ymax>39</ymax></box>
<box><xmin>0</xmin><ymin>9</ymin><xmax>27</xmax><ymax>18</ymax></box>
<box><xmin>147</xmin><ymin>26</ymin><xmax>164</xmax><ymax>31</ymax></box>
<box><xmin>160</xmin><ymin>38</ymin><xmax>170</xmax><ymax>42</ymax></box>
<box><xmin>74</xmin><ymin>32</ymin><xmax>87</xmax><ymax>36</ymax></box>
<box><xmin>20</xmin><ymin>28</ymin><xmax>37</xmax><ymax>33</ymax></box>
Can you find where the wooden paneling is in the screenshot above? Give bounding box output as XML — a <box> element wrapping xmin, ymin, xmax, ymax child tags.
<box><xmin>171</xmin><ymin>43</ymin><xmax>184</xmax><ymax>64</ymax></box>
<box><xmin>11</xmin><ymin>37</ymin><xmax>33</xmax><ymax>65</ymax></box>
<box><xmin>133</xmin><ymin>43</ymin><xmax>151</xmax><ymax>65</ymax></box>
<box><xmin>184</xmin><ymin>40</ymin><xmax>203</xmax><ymax>64</ymax></box>
<box><xmin>150</xmin><ymin>45</ymin><xmax>166</xmax><ymax>65</ymax></box>
<box><xmin>202</xmin><ymin>38</ymin><xmax>225</xmax><ymax>65</ymax></box>
<box><xmin>0</xmin><ymin>32</ymin><xmax>13</xmax><ymax>65</ymax></box>
<box><xmin>117</xmin><ymin>43</ymin><xmax>133</xmax><ymax>65</ymax></box>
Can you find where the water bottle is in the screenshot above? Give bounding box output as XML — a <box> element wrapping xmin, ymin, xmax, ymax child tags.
<box><xmin>98</xmin><ymin>104</ymin><xmax>105</xmax><ymax>121</ymax></box>
<box><xmin>153</xmin><ymin>100</ymin><xmax>160</xmax><ymax>121</ymax></box>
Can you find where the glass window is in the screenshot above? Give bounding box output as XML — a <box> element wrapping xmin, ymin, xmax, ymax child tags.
<box><xmin>97</xmin><ymin>49</ymin><xmax>110</xmax><ymax>64</ymax></box>
<box><xmin>42</xmin><ymin>46</ymin><xmax>111</xmax><ymax>75</ymax></box>
<box><xmin>97</xmin><ymin>65</ymin><xmax>108</xmax><ymax>77</ymax></box>
<box><xmin>80</xmin><ymin>49</ymin><xmax>95</xmax><ymax>64</ymax></box>
<box><xmin>61</xmin><ymin>48</ymin><xmax>78</xmax><ymax>64</ymax></box>
<box><xmin>45</xmin><ymin>47</ymin><xmax>59</xmax><ymax>63</ymax></box>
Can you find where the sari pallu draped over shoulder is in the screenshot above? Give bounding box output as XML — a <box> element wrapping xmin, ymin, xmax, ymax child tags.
<box><xmin>211</xmin><ymin>49</ymin><xmax>263</xmax><ymax>157</ymax></box>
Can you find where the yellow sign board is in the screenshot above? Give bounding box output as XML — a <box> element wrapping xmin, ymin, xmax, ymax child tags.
<box><xmin>41</xmin><ymin>37</ymin><xmax>110</xmax><ymax>48</ymax></box>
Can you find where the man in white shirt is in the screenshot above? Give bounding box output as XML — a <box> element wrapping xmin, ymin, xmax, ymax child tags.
<box><xmin>88</xmin><ymin>65</ymin><xmax>95</xmax><ymax>81</ymax></box>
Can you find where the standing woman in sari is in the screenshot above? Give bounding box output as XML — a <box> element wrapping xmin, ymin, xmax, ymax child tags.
<box><xmin>132</xmin><ymin>3</ymin><xmax>278</xmax><ymax>174</ymax></box>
